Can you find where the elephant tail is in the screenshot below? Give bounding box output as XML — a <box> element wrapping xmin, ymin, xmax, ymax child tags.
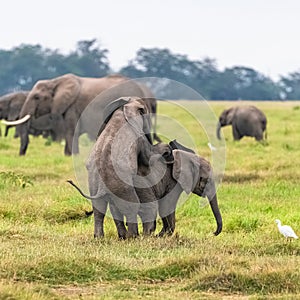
<box><xmin>67</xmin><ymin>180</ymin><xmax>102</xmax><ymax>200</ymax></box>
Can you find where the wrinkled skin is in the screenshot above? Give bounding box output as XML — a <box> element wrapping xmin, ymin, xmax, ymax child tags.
<box><xmin>7</xmin><ymin>73</ymin><xmax>160</xmax><ymax>156</ymax></box>
<box><xmin>0</xmin><ymin>91</ymin><xmax>28</xmax><ymax>137</ymax></box>
<box><xmin>69</xmin><ymin>141</ymin><xmax>222</xmax><ymax>238</ymax></box>
<box><xmin>86</xmin><ymin>97</ymin><xmax>153</xmax><ymax>239</ymax></box>
<box><xmin>217</xmin><ymin>105</ymin><xmax>267</xmax><ymax>141</ymax></box>
<box><xmin>134</xmin><ymin>141</ymin><xmax>222</xmax><ymax>237</ymax></box>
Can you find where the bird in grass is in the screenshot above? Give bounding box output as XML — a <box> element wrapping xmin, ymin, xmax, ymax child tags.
<box><xmin>275</xmin><ymin>219</ymin><xmax>298</xmax><ymax>239</ymax></box>
<box><xmin>208</xmin><ymin>142</ymin><xmax>217</xmax><ymax>151</ymax></box>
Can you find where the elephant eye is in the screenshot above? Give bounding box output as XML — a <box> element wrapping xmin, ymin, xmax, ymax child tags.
<box><xmin>138</xmin><ymin>108</ymin><xmax>145</xmax><ymax>115</ymax></box>
<box><xmin>33</xmin><ymin>94</ymin><xmax>39</xmax><ymax>100</ymax></box>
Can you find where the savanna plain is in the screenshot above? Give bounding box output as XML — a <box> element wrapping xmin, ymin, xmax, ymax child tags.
<box><xmin>0</xmin><ymin>101</ymin><xmax>300</xmax><ymax>299</ymax></box>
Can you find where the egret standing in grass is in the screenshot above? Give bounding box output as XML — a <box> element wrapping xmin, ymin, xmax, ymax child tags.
<box><xmin>275</xmin><ymin>219</ymin><xmax>298</xmax><ymax>240</ymax></box>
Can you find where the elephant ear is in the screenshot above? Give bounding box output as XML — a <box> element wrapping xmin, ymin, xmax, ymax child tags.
<box><xmin>8</xmin><ymin>102</ymin><xmax>21</xmax><ymax>120</ymax></box>
<box><xmin>97</xmin><ymin>97</ymin><xmax>130</xmax><ymax>137</ymax></box>
<box><xmin>8</xmin><ymin>93</ymin><xmax>27</xmax><ymax>120</ymax></box>
<box><xmin>51</xmin><ymin>74</ymin><xmax>81</xmax><ymax>115</ymax></box>
<box><xmin>169</xmin><ymin>139</ymin><xmax>195</xmax><ymax>153</ymax></box>
<box><xmin>225</xmin><ymin>108</ymin><xmax>236</xmax><ymax>124</ymax></box>
<box><xmin>172</xmin><ymin>150</ymin><xmax>200</xmax><ymax>194</ymax></box>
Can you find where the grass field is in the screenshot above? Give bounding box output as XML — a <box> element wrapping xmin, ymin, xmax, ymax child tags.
<box><xmin>0</xmin><ymin>101</ymin><xmax>300</xmax><ymax>299</ymax></box>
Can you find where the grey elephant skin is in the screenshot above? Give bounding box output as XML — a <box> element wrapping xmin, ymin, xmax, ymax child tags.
<box><xmin>217</xmin><ymin>105</ymin><xmax>267</xmax><ymax>141</ymax></box>
<box><xmin>134</xmin><ymin>141</ymin><xmax>222</xmax><ymax>237</ymax></box>
<box><xmin>0</xmin><ymin>91</ymin><xmax>28</xmax><ymax>137</ymax></box>
<box><xmin>86</xmin><ymin>96</ymin><xmax>153</xmax><ymax>239</ymax></box>
<box><xmin>69</xmin><ymin>141</ymin><xmax>222</xmax><ymax>239</ymax></box>
<box><xmin>4</xmin><ymin>73</ymin><xmax>159</xmax><ymax>156</ymax></box>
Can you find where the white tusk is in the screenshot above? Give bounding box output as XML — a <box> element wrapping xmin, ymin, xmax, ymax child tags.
<box><xmin>1</xmin><ymin>114</ymin><xmax>31</xmax><ymax>126</ymax></box>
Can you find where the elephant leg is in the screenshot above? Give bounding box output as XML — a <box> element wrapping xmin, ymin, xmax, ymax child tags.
<box><xmin>158</xmin><ymin>212</ymin><xmax>176</xmax><ymax>237</ymax></box>
<box><xmin>65</xmin><ymin>128</ymin><xmax>76</xmax><ymax>156</ymax></box>
<box><xmin>4</xmin><ymin>125</ymin><xmax>10</xmax><ymax>137</ymax></box>
<box><xmin>157</xmin><ymin>185</ymin><xmax>182</xmax><ymax>237</ymax></box>
<box><xmin>110</xmin><ymin>188</ymin><xmax>140</xmax><ymax>238</ymax></box>
<box><xmin>136</xmin><ymin>189</ymin><xmax>158</xmax><ymax>235</ymax></box>
<box><xmin>232</xmin><ymin>126</ymin><xmax>242</xmax><ymax>141</ymax></box>
<box><xmin>254</xmin><ymin>130</ymin><xmax>264</xmax><ymax>141</ymax></box>
<box><xmin>109</xmin><ymin>202</ymin><xmax>127</xmax><ymax>239</ymax></box>
<box><xmin>139</xmin><ymin>201</ymin><xmax>157</xmax><ymax>235</ymax></box>
<box><xmin>92</xmin><ymin>198</ymin><xmax>108</xmax><ymax>238</ymax></box>
<box><xmin>63</xmin><ymin>110</ymin><xmax>79</xmax><ymax>156</ymax></box>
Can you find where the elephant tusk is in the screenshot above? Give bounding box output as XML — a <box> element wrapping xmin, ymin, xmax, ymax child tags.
<box><xmin>1</xmin><ymin>115</ymin><xmax>31</xmax><ymax>126</ymax></box>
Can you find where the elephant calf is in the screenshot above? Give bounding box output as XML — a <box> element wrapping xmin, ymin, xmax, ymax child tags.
<box><xmin>217</xmin><ymin>105</ymin><xmax>267</xmax><ymax>141</ymax></box>
<box><xmin>135</xmin><ymin>141</ymin><xmax>222</xmax><ymax>237</ymax></box>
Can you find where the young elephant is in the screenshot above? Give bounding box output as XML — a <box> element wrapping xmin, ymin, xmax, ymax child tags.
<box><xmin>217</xmin><ymin>105</ymin><xmax>267</xmax><ymax>141</ymax></box>
<box><xmin>135</xmin><ymin>141</ymin><xmax>222</xmax><ymax>237</ymax></box>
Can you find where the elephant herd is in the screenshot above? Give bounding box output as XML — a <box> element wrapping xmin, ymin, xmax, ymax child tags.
<box><xmin>0</xmin><ymin>72</ymin><xmax>268</xmax><ymax>239</ymax></box>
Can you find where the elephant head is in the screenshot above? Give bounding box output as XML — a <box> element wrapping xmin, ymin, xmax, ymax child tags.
<box><xmin>171</xmin><ymin>149</ymin><xmax>222</xmax><ymax>236</ymax></box>
<box><xmin>0</xmin><ymin>91</ymin><xmax>29</xmax><ymax>137</ymax></box>
<box><xmin>3</xmin><ymin>74</ymin><xmax>81</xmax><ymax>155</ymax></box>
<box><xmin>216</xmin><ymin>107</ymin><xmax>236</xmax><ymax>140</ymax></box>
<box><xmin>99</xmin><ymin>96</ymin><xmax>153</xmax><ymax>145</ymax></box>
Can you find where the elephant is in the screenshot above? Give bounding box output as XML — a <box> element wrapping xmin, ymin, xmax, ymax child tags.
<box><xmin>217</xmin><ymin>105</ymin><xmax>267</xmax><ymax>141</ymax></box>
<box><xmin>3</xmin><ymin>73</ymin><xmax>160</xmax><ymax>156</ymax></box>
<box><xmin>68</xmin><ymin>140</ymin><xmax>222</xmax><ymax>238</ymax></box>
<box><xmin>134</xmin><ymin>140</ymin><xmax>222</xmax><ymax>237</ymax></box>
<box><xmin>85</xmin><ymin>96</ymin><xmax>154</xmax><ymax>239</ymax></box>
<box><xmin>0</xmin><ymin>91</ymin><xmax>29</xmax><ymax>137</ymax></box>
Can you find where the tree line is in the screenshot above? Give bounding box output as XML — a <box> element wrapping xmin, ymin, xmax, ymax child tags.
<box><xmin>0</xmin><ymin>39</ymin><xmax>299</xmax><ymax>100</ymax></box>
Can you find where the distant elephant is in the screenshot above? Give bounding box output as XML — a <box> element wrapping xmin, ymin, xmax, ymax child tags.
<box><xmin>68</xmin><ymin>140</ymin><xmax>222</xmax><ymax>238</ymax></box>
<box><xmin>217</xmin><ymin>105</ymin><xmax>267</xmax><ymax>141</ymax></box>
<box><xmin>0</xmin><ymin>91</ymin><xmax>28</xmax><ymax>137</ymax></box>
<box><xmin>3</xmin><ymin>73</ymin><xmax>160</xmax><ymax>156</ymax></box>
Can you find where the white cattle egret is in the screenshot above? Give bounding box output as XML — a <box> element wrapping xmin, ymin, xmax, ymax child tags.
<box><xmin>208</xmin><ymin>142</ymin><xmax>217</xmax><ymax>151</ymax></box>
<box><xmin>275</xmin><ymin>219</ymin><xmax>298</xmax><ymax>239</ymax></box>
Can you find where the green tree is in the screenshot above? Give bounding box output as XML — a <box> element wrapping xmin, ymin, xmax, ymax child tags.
<box><xmin>65</xmin><ymin>39</ymin><xmax>110</xmax><ymax>77</ymax></box>
<box><xmin>211</xmin><ymin>67</ymin><xmax>280</xmax><ymax>100</ymax></box>
<box><xmin>120</xmin><ymin>48</ymin><xmax>220</xmax><ymax>99</ymax></box>
<box><xmin>279</xmin><ymin>72</ymin><xmax>300</xmax><ymax>100</ymax></box>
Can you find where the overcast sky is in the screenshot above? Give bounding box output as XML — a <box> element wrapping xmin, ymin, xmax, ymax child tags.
<box><xmin>2</xmin><ymin>0</ymin><xmax>300</xmax><ymax>79</ymax></box>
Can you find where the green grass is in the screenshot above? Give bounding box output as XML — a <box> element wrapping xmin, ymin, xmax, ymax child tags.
<box><xmin>1</xmin><ymin>101</ymin><xmax>300</xmax><ymax>299</ymax></box>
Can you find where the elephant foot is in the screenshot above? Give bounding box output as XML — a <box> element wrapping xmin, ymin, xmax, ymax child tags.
<box><xmin>94</xmin><ymin>232</ymin><xmax>104</xmax><ymax>239</ymax></box>
<box><xmin>142</xmin><ymin>221</ymin><xmax>156</xmax><ymax>235</ymax></box>
<box><xmin>126</xmin><ymin>222</ymin><xmax>139</xmax><ymax>238</ymax></box>
<box><xmin>117</xmin><ymin>228</ymin><xmax>128</xmax><ymax>240</ymax></box>
<box><xmin>157</xmin><ymin>227</ymin><xmax>174</xmax><ymax>237</ymax></box>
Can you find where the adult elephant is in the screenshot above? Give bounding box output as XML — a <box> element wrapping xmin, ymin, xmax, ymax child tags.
<box><xmin>85</xmin><ymin>96</ymin><xmax>153</xmax><ymax>239</ymax></box>
<box><xmin>68</xmin><ymin>141</ymin><xmax>222</xmax><ymax>238</ymax></box>
<box><xmin>3</xmin><ymin>73</ymin><xmax>159</xmax><ymax>155</ymax></box>
<box><xmin>217</xmin><ymin>105</ymin><xmax>267</xmax><ymax>141</ymax></box>
<box><xmin>0</xmin><ymin>91</ymin><xmax>29</xmax><ymax>137</ymax></box>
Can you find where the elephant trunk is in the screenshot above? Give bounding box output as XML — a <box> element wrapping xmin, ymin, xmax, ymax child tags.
<box><xmin>18</xmin><ymin>121</ymin><xmax>30</xmax><ymax>155</ymax></box>
<box><xmin>216</xmin><ymin>122</ymin><xmax>222</xmax><ymax>140</ymax></box>
<box><xmin>207</xmin><ymin>191</ymin><xmax>222</xmax><ymax>236</ymax></box>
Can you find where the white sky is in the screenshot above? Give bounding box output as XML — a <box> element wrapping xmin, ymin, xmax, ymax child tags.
<box><xmin>2</xmin><ymin>0</ymin><xmax>300</xmax><ymax>80</ymax></box>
